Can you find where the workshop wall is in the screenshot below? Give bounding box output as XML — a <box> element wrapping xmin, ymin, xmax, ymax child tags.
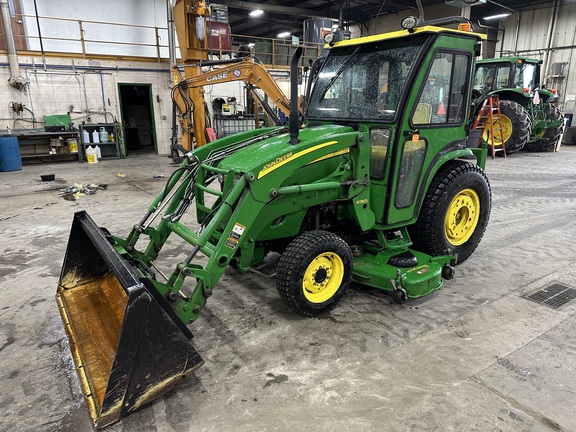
<box><xmin>0</xmin><ymin>54</ymin><xmax>292</xmax><ymax>156</ymax></box>
<box><xmin>20</xmin><ymin>0</ymin><xmax>170</xmax><ymax>58</ymax></box>
<box><xmin>0</xmin><ymin>55</ymin><xmax>176</xmax><ymax>154</ymax></box>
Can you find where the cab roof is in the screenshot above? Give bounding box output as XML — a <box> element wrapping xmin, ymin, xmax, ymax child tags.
<box><xmin>477</xmin><ymin>57</ymin><xmax>541</xmax><ymax>64</ymax></box>
<box><xmin>326</xmin><ymin>25</ymin><xmax>486</xmax><ymax>49</ymax></box>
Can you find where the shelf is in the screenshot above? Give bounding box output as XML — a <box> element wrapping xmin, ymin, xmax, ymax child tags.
<box><xmin>79</xmin><ymin>123</ymin><xmax>121</xmax><ymax>161</ymax></box>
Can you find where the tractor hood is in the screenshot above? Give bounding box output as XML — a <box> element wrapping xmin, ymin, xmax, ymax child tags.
<box><xmin>217</xmin><ymin>124</ymin><xmax>358</xmax><ymax>179</ymax></box>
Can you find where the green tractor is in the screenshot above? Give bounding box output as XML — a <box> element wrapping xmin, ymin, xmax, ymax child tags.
<box><xmin>473</xmin><ymin>57</ymin><xmax>564</xmax><ymax>153</ymax></box>
<box><xmin>56</xmin><ymin>17</ymin><xmax>490</xmax><ymax>429</ymax></box>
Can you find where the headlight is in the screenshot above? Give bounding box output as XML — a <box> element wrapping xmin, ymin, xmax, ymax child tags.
<box><xmin>324</xmin><ymin>33</ymin><xmax>335</xmax><ymax>46</ymax></box>
<box><xmin>401</xmin><ymin>16</ymin><xmax>419</xmax><ymax>30</ymax></box>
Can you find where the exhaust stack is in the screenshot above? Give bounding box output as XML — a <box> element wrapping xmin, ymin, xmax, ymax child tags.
<box><xmin>289</xmin><ymin>46</ymin><xmax>303</xmax><ymax>145</ymax></box>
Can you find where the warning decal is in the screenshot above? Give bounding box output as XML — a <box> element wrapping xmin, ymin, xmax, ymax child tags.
<box><xmin>225</xmin><ymin>222</ymin><xmax>246</xmax><ymax>249</ymax></box>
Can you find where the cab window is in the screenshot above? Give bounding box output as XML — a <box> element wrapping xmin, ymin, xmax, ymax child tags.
<box><xmin>413</xmin><ymin>51</ymin><xmax>470</xmax><ymax>125</ymax></box>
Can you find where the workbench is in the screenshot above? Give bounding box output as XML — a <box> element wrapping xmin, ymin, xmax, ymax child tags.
<box><xmin>14</xmin><ymin>129</ymin><xmax>82</xmax><ymax>164</ymax></box>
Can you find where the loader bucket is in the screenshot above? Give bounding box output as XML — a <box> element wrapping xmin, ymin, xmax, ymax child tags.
<box><xmin>56</xmin><ymin>211</ymin><xmax>203</xmax><ymax>429</ymax></box>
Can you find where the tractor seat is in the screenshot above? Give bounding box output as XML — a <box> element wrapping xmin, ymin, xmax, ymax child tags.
<box><xmin>388</xmin><ymin>251</ymin><xmax>418</xmax><ymax>268</ymax></box>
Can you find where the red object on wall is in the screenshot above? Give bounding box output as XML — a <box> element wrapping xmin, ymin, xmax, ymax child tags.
<box><xmin>208</xmin><ymin>21</ymin><xmax>232</xmax><ymax>53</ymax></box>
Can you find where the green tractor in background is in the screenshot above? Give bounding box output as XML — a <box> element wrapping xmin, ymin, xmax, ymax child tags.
<box><xmin>473</xmin><ymin>57</ymin><xmax>564</xmax><ymax>153</ymax></box>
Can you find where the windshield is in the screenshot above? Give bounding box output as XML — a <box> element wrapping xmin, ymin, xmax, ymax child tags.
<box><xmin>306</xmin><ymin>36</ymin><xmax>426</xmax><ymax>121</ymax></box>
<box><xmin>474</xmin><ymin>64</ymin><xmax>511</xmax><ymax>92</ymax></box>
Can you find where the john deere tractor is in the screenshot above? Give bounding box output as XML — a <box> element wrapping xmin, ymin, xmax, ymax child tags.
<box><xmin>473</xmin><ymin>57</ymin><xmax>564</xmax><ymax>153</ymax></box>
<box><xmin>56</xmin><ymin>17</ymin><xmax>490</xmax><ymax>429</ymax></box>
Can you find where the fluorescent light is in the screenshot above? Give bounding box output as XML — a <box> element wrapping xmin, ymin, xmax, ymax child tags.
<box><xmin>249</xmin><ymin>9</ymin><xmax>263</xmax><ymax>17</ymax></box>
<box><xmin>484</xmin><ymin>12</ymin><xmax>511</xmax><ymax>20</ymax></box>
<box><xmin>277</xmin><ymin>32</ymin><xmax>291</xmax><ymax>38</ymax></box>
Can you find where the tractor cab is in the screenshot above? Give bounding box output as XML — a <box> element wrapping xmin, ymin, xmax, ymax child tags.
<box><xmin>474</xmin><ymin>57</ymin><xmax>542</xmax><ymax>96</ymax></box>
<box><xmin>306</xmin><ymin>26</ymin><xmax>485</xmax><ymax>228</ymax></box>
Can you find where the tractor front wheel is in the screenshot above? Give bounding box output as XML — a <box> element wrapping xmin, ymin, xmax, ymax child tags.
<box><xmin>276</xmin><ymin>230</ymin><xmax>353</xmax><ymax>317</ymax></box>
<box><xmin>524</xmin><ymin>104</ymin><xmax>564</xmax><ymax>152</ymax></box>
<box><xmin>409</xmin><ymin>161</ymin><xmax>491</xmax><ymax>264</ymax></box>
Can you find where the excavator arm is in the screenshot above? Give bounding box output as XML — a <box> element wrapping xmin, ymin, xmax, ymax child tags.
<box><xmin>172</xmin><ymin>0</ymin><xmax>295</xmax><ymax>151</ymax></box>
<box><xmin>183</xmin><ymin>58</ymin><xmax>292</xmax><ymax>117</ymax></box>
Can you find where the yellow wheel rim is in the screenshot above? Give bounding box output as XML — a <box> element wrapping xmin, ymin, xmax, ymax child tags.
<box><xmin>445</xmin><ymin>188</ymin><xmax>480</xmax><ymax>246</ymax></box>
<box><xmin>534</xmin><ymin>128</ymin><xmax>546</xmax><ymax>139</ymax></box>
<box><xmin>302</xmin><ymin>252</ymin><xmax>344</xmax><ymax>303</ymax></box>
<box><xmin>482</xmin><ymin>114</ymin><xmax>512</xmax><ymax>145</ymax></box>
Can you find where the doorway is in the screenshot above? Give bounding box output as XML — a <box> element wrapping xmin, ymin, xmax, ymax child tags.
<box><xmin>117</xmin><ymin>84</ymin><xmax>157</xmax><ymax>155</ymax></box>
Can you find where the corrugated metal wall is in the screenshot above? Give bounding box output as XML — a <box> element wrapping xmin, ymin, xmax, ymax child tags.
<box><xmin>497</xmin><ymin>1</ymin><xmax>576</xmax><ymax>114</ymax></box>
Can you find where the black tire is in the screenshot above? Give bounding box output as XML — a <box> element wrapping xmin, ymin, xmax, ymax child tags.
<box><xmin>523</xmin><ymin>104</ymin><xmax>564</xmax><ymax>152</ymax></box>
<box><xmin>409</xmin><ymin>160</ymin><xmax>491</xmax><ymax>264</ymax></box>
<box><xmin>489</xmin><ymin>99</ymin><xmax>531</xmax><ymax>154</ymax></box>
<box><xmin>276</xmin><ymin>230</ymin><xmax>353</xmax><ymax>317</ymax></box>
<box><xmin>392</xmin><ymin>289</ymin><xmax>407</xmax><ymax>304</ymax></box>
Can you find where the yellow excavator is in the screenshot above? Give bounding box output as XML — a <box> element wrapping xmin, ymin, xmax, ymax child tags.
<box><xmin>171</xmin><ymin>0</ymin><xmax>294</xmax><ymax>154</ymax></box>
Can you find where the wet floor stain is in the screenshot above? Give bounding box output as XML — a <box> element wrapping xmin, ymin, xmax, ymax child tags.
<box><xmin>0</xmin><ymin>336</ymin><xmax>16</xmax><ymax>352</ymax></box>
<box><xmin>53</xmin><ymin>404</ymin><xmax>94</xmax><ymax>432</ymax></box>
<box><xmin>263</xmin><ymin>372</ymin><xmax>289</xmax><ymax>387</ymax></box>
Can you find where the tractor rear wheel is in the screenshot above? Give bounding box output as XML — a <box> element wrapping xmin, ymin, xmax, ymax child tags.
<box><xmin>276</xmin><ymin>230</ymin><xmax>353</xmax><ymax>317</ymax></box>
<box><xmin>523</xmin><ymin>104</ymin><xmax>564</xmax><ymax>152</ymax></box>
<box><xmin>409</xmin><ymin>161</ymin><xmax>491</xmax><ymax>264</ymax></box>
<box><xmin>488</xmin><ymin>99</ymin><xmax>531</xmax><ymax>154</ymax></box>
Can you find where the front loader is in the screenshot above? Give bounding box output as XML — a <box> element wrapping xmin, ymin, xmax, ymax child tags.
<box><xmin>56</xmin><ymin>17</ymin><xmax>490</xmax><ymax>429</ymax></box>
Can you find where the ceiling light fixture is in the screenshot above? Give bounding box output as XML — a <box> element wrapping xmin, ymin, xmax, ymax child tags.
<box><xmin>277</xmin><ymin>31</ymin><xmax>291</xmax><ymax>38</ymax></box>
<box><xmin>249</xmin><ymin>9</ymin><xmax>264</xmax><ymax>17</ymax></box>
<box><xmin>483</xmin><ymin>12</ymin><xmax>510</xmax><ymax>20</ymax></box>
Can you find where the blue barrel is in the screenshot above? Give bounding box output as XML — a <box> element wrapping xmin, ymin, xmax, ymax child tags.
<box><xmin>0</xmin><ymin>136</ymin><xmax>22</xmax><ymax>172</ymax></box>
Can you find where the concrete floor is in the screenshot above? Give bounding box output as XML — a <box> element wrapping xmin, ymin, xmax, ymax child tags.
<box><xmin>2</xmin><ymin>145</ymin><xmax>576</xmax><ymax>432</ymax></box>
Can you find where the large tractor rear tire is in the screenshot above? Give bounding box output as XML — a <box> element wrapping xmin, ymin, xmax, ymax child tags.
<box><xmin>489</xmin><ymin>99</ymin><xmax>531</xmax><ymax>154</ymax></box>
<box><xmin>276</xmin><ymin>230</ymin><xmax>353</xmax><ymax>317</ymax></box>
<box><xmin>523</xmin><ymin>104</ymin><xmax>564</xmax><ymax>152</ymax></box>
<box><xmin>409</xmin><ymin>161</ymin><xmax>491</xmax><ymax>264</ymax></box>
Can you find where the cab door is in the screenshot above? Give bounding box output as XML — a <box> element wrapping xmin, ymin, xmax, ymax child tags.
<box><xmin>384</xmin><ymin>35</ymin><xmax>475</xmax><ymax>226</ymax></box>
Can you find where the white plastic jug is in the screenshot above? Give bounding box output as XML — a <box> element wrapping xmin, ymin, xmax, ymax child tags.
<box><xmin>95</xmin><ymin>145</ymin><xmax>102</xmax><ymax>159</ymax></box>
<box><xmin>82</xmin><ymin>129</ymin><xmax>90</xmax><ymax>144</ymax></box>
<box><xmin>92</xmin><ymin>130</ymin><xmax>100</xmax><ymax>144</ymax></box>
<box><xmin>99</xmin><ymin>127</ymin><xmax>109</xmax><ymax>143</ymax></box>
<box><xmin>86</xmin><ymin>146</ymin><xmax>99</xmax><ymax>164</ymax></box>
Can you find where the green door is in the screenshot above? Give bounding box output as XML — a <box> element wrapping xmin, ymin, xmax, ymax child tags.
<box><xmin>384</xmin><ymin>35</ymin><xmax>476</xmax><ymax>226</ymax></box>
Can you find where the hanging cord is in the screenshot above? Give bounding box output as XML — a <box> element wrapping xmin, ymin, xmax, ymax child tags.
<box><xmin>371</xmin><ymin>0</ymin><xmax>388</xmax><ymax>35</ymax></box>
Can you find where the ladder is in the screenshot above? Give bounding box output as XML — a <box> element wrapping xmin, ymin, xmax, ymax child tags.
<box><xmin>473</xmin><ymin>95</ymin><xmax>506</xmax><ymax>158</ymax></box>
